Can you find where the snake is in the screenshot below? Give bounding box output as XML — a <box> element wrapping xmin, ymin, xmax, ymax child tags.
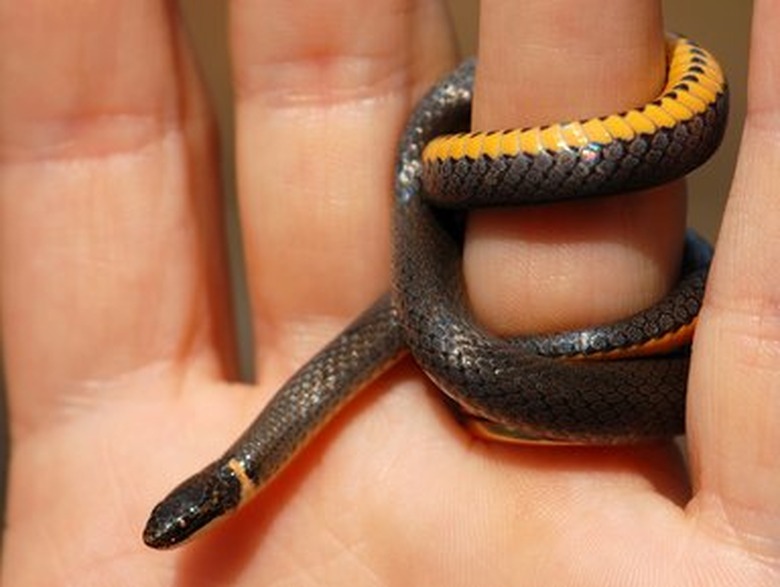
<box><xmin>143</xmin><ymin>34</ymin><xmax>728</xmax><ymax>549</ymax></box>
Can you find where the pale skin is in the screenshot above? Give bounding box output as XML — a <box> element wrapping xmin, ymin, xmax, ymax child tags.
<box><xmin>1</xmin><ymin>0</ymin><xmax>779</xmax><ymax>585</ymax></box>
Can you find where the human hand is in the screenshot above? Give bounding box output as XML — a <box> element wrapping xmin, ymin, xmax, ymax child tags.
<box><xmin>1</xmin><ymin>1</ymin><xmax>778</xmax><ymax>586</ymax></box>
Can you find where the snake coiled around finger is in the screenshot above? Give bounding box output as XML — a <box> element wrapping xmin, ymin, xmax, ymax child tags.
<box><xmin>143</xmin><ymin>34</ymin><xmax>728</xmax><ymax>549</ymax></box>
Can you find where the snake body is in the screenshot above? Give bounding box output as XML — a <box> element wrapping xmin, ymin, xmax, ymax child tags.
<box><xmin>143</xmin><ymin>35</ymin><xmax>728</xmax><ymax>548</ymax></box>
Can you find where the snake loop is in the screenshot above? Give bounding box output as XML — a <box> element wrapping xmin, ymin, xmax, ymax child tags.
<box><xmin>143</xmin><ymin>34</ymin><xmax>728</xmax><ymax>549</ymax></box>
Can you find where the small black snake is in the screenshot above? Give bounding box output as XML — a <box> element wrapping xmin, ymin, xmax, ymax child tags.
<box><xmin>143</xmin><ymin>34</ymin><xmax>728</xmax><ymax>549</ymax></box>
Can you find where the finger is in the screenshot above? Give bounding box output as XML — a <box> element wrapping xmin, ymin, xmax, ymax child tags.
<box><xmin>0</xmin><ymin>3</ymin><xmax>233</xmax><ymax>436</ymax></box>
<box><xmin>466</xmin><ymin>0</ymin><xmax>684</xmax><ymax>335</ymax></box>
<box><xmin>687</xmin><ymin>0</ymin><xmax>780</xmax><ymax>562</ymax></box>
<box><xmin>230</xmin><ymin>0</ymin><xmax>457</xmax><ymax>382</ymax></box>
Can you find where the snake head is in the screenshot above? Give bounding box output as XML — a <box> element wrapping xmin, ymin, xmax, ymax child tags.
<box><xmin>143</xmin><ymin>458</ymin><xmax>246</xmax><ymax>549</ymax></box>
